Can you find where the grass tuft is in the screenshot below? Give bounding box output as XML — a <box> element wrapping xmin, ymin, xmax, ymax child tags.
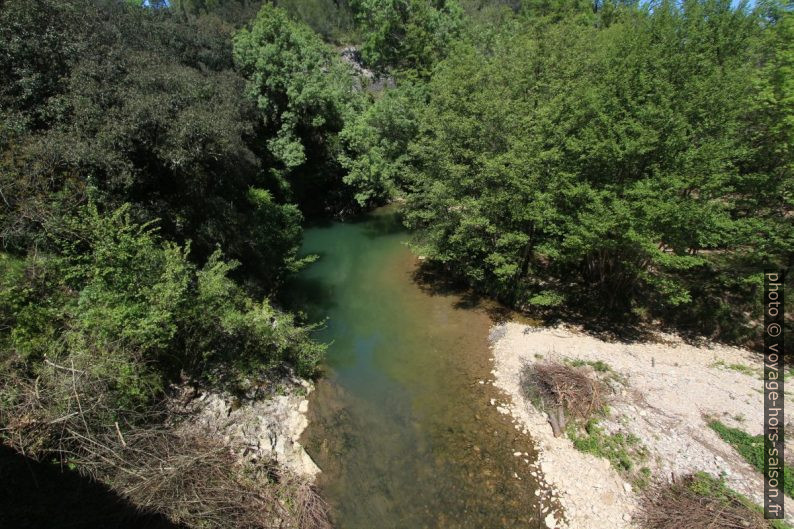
<box><xmin>708</xmin><ymin>420</ymin><xmax>794</xmax><ymax>498</ymax></box>
<box><xmin>567</xmin><ymin>418</ymin><xmax>648</xmax><ymax>474</ymax></box>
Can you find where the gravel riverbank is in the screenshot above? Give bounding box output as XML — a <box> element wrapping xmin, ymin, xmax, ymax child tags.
<box><xmin>489</xmin><ymin>322</ymin><xmax>793</xmax><ymax>528</ymax></box>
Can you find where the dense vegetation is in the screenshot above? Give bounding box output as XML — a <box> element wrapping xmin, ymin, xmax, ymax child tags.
<box><xmin>0</xmin><ymin>1</ymin><xmax>329</xmax><ymax>526</ymax></box>
<box><xmin>399</xmin><ymin>0</ymin><xmax>793</xmax><ymax>341</ymax></box>
<box><xmin>0</xmin><ymin>0</ymin><xmax>791</xmax><ymax>527</ymax></box>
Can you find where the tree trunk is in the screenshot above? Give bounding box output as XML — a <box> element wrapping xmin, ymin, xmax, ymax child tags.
<box><xmin>547</xmin><ymin>404</ymin><xmax>566</xmax><ymax>437</ymax></box>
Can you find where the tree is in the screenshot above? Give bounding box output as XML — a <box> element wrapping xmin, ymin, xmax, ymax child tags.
<box><xmin>404</xmin><ymin>0</ymin><xmax>791</xmax><ymax>340</ymax></box>
<box><xmin>339</xmin><ymin>82</ymin><xmax>424</xmax><ymax>205</ymax></box>
<box><xmin>234</xmin><ymin>4</ymin><xmax>362</xmax><ymax>214</ymax></box>
<box><xmin>0</xmin><ymin>0</ymin><xmax>305</xmax><ymax>289</ymax></box>
<box><xmin>351</xmin><ymin>0</ymin><xmax>463</xmax><ymax>76</ymax></box>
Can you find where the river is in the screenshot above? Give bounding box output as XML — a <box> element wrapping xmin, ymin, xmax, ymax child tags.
<box><xmin>288</xmin><ymin>206</ymin><xmax>546</xmax><ymax>529</ymax></box>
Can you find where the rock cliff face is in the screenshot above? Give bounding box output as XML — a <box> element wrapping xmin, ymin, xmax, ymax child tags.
<box><xmin>339</xmin><ymin>45</ymin><xmax>395</xmax><ymax>92</ymax></box>
<box><xmin>186</xmin><ymin>378</ymin><xmax>321</xmax><ymax>479</ymax></box>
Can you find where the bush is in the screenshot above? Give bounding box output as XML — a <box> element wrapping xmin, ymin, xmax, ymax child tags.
<box><xmin>0</xmin><ymin>204</ymin><xmax>324</xmax><ymax>450</ymax></box>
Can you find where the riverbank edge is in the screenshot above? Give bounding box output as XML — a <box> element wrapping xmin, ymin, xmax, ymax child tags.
<box><xmin>180</xmin><ymin>375</ymin><xmax>321</xmax><ymax>480</ymax></box>
<box><xmin>489</xmin><ymin>323</ymin><xmax>635</xmax><ymax>529</ymax></box>
<box><xmin>489</xmin><ymin>321</ymin><xmax>793</xmax><ymax>529</ymax></box>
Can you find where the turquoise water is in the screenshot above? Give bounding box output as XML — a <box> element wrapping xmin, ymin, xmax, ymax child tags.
<box><xmin>289</xmin><ymin>208</ymin><xmax>545</xmax><ymax>529</ymax></box>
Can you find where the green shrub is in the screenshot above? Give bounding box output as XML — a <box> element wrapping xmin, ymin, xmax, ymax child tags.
<box><xmin>1</xmin><ymin>205</ymin><xmax>324</xmax><ymax>420</ymax></box>
<box><xmin>567</xmin><ymin>418</ymin><xmax>647</xmax><ymax>472</ymax></box>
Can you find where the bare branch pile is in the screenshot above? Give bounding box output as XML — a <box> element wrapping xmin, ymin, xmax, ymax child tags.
<box><xmin>520</xmin><ymin>361</ymin><xmax>606</xmax><ymax>436</ymax></box>
<box><xmin>638</xmin><ymin>475</ymin><xmax>768</xmax><ymax>529</ymax></box>
<box><xmin>0</xmin><ymin>358</ymin><xmax>330</xmax><ymax>529</ymax></box>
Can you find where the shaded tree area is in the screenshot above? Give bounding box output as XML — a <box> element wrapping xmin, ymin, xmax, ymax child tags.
<box><xmin>0</xmin><ymin>0</ymin><xmax>310</xmax><ymax>290</ymax></box>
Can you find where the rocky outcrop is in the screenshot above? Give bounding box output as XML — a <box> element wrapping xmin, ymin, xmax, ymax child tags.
<box><xmin>185</xmin><ymin>377</ymin><xmax>320</xmax><ymax>479</ymax></box>
<box><xmin>339</xmin><ymin>45</ymin><xmax>395</xmax><ymax>92</ymax></box>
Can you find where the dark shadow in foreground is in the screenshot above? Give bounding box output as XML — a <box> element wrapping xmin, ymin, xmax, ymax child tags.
<box><xmin>0</xmin><ymin>444</ymin><xmax>186</xmax><ymax>529</ymax></box>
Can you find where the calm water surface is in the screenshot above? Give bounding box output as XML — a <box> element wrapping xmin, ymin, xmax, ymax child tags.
<box><xmin>289</xmin><ymin>207</ymin><xmax>546</xmax><ymax>529</ymax></box>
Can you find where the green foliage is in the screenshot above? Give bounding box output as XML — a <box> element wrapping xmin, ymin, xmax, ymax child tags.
<box><xmin>276</xmin><ymin>0</ymin><xmax>357</xmax><ymax>42</ymax></box>
<box><xmin>1</xmin><ymin>205</ymin><xmax>324</xmax><ymax>416</ymax></box>
<box><xmin>567</xmin><ymin>418</ymin><xmax>647</xmax><ymax>472</ymax></box>
<box><xmin>351</xmin><ymin>0</ymin><xmax>463</xmax><ymax>75</ymax></box>
<box><xmin>403</xmin><ymin>0</ymin><xmax>792</xmax><ymax>339</ymax></box>
<box><xmin>170</xmin><ymin>0</ymin><xmax>266</xmax><ymax>24</ymax></box>
<box><xmin>234</xmin><ymin>4</ymin><xmax>362</xmax><ymax>212</ymax></box>
<box><xmin>340</xmin><ymin>82</ymin><xmax>424</xmax><ymax>205</ymax></box>
<box><xmin>709</xmin><ymin>420</ymin><xmax>794</xmax><ymax>498</ymax></box>
<box><xmin>527</xmin><ymin>290</ymin><xmax>565</xmax><ymax>308</ymax></box>
<box><xmin>0</xmin><ymin>0</ymin><xmax>306</xmax><ymax>289</ymax></box>
<box><xmin>519</xmin><ymin>0</ymin><xmax>600</xmax><ymax>23</ymax></box>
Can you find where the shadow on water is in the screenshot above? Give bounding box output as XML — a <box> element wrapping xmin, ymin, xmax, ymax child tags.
<box><xmin>286</xmin><ymin>274</ymin><xmax>338</xmax><ymax>316</ymax></box>
<box><xmin>358</xmin><ymin>210</ymin><xmax>407</xmax><ymax>239</ymax></box>
<box><xmin>0</xmin><ymin>445</ymin><xmax>185</xmax><ymax>529</ymax></box>
<box><xmin>411</xmin><ymin>262</ymin><xmax>536</xmax><ymax>326</ymax></box>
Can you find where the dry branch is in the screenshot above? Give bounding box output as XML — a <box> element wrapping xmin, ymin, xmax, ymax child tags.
<box><xmin>0</xmin><ymin>360</ymin><xmax>331</xmax><ymax>529</ymax></box>
<box><xmin>638</xmin><ymin>475</ymin><xmax>768</xmax><ymax>529</ymax></box>
<box><xmin>520</xmin><ymin>361</ymin><xmax>606</xmax><ymax>436</ymax></box>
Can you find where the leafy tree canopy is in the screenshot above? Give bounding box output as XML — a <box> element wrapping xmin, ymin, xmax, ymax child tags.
<box><xmin>234</xmin><ymin>3</ymin><xmax>363</xmax><ymax>214</ymax></box>
<box><xmin>399</xmin><ymin>0</ymin><xmax>792</xmax><ymax>339</ymax></box>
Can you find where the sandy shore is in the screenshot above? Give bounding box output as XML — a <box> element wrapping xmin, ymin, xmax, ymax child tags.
<box><xmin>489</xmin><ymin>322</ymin><xmax>793</xmax><ymax>528</ymax></box>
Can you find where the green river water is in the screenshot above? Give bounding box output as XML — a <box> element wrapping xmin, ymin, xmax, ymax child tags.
<box><xmin>289</xmin><ymin>207</ymin><xmax>547</xmax><ymax>529</ymax></box>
